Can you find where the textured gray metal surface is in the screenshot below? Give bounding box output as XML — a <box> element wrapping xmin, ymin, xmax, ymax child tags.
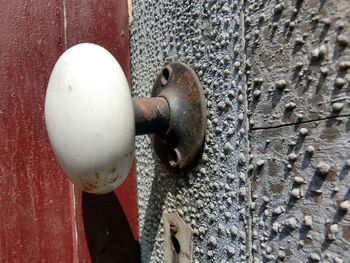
<box><xmin>246</xmin><ymin>0</ymin><xmax>350</xmax><ymax>129</ymax></box>
<box><xmin>246</xmin><ymin>0</ymin><xmax>350</xmax><ymax>262</ymax></box>
<box><xmin>129</xmin><ymin>0</ymin><xmax>350</xmax><ymax>262</ymax></box>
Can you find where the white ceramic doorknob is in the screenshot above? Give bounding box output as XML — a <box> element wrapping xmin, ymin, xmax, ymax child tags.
<box><xmin>45</xmin><ymin>43</ymin><xmax>135</xmax><ymax>194</ymax></box>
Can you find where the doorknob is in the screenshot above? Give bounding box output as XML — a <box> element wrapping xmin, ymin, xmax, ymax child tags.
<box><xmin>45</xmin><ymin>43</ymin><xmax>206</xmax><ymax>194</ymax></box>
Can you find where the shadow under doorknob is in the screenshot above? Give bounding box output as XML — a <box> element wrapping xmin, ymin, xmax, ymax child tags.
<box><xmin>45</xmin><ymin>43</ymin><xmax>206</xmax><ymax>194</ymax></box>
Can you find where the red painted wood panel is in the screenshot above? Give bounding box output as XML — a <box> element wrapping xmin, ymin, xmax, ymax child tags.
<box><xmin>0</xmin><ymin>1</ymin><xmax>76</xmax><ymax>262</ymax></box>
<box><xmin>0</xmin><ymin>1</ymin><xmax>137</xmax><ymax>262</ymax></box>
<box><xmin>65</xmin><ymin>0</ymin><xmax>139</xmax><ymax>261</ymax></box>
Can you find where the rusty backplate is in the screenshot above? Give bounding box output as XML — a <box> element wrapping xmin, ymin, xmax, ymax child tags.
<box><xmin>151</xmin><ymin>62</ymin><xmax>207</xmax><ymax>171</ymax></box>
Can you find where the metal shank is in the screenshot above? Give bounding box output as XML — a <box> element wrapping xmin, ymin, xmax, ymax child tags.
<box><xmin>131</xmin><ymin>62</ymin><xmax>206</xmax><ymax>171</ymax></box>
<box><xmin>133</xmin><ymin>97</ymin><xmax>170</xmax><ymax>136</ymax></box>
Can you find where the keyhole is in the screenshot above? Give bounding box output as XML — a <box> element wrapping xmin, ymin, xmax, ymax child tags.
<box><xmin>171</xmin><ymin>235</ymin><xmax>180</xmax><ymax>254</ymax></box>
<box><xmin>170</xmin><ymin>221</ymin><xmax>180</xmax><ymax>254</ymax></box>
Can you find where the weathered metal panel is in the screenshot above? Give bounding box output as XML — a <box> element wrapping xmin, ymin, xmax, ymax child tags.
<box><xmin>130</xmin><ymin>0</ymin><xmax>350</xmax><ymax>262</ymax></box>
<box><xmin>247</xmin><ymin>0</ymin><xmax>350</xmax><ymax>129</ymax></box>
<box><xmin>246</xmin><ymin>0</ymin><xmax>350</xmax><ymax>261</ymax></box>
<box><xmin>250</xmin><ymin>118</ymin><xmax>350</xmax><ymax>261</ymax></box>
<box><xmin>129</xmin><ymin>0</ymin><xmax>249</xmax><ymax>262</ymax></box>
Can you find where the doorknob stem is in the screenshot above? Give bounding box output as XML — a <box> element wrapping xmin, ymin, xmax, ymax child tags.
<box><xmin>133</xmin><ymin>97</ymin><xmax>170</xmax><ymax>136</ymax></box>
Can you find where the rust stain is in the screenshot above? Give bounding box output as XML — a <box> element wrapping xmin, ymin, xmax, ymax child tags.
<box><xmin>321</xmin><ymin>125</ymin><xmax>339</xmax><ymax>140</ymax></box>
<box><xmin>285</xmin><ymin>248</ymin><xmax>292</xmax><ymax>256</ymax></box>
<box><xmin>304</xmin><ymin>237</ymin><xmax>313</xmax><ymax>245</ymax></box>
<box><xmin>343</xmin><ymin>225</ymin><xmax>350</xmax><ymax>242</ymax></box>
<box><xmin>263</xmin><ymin>105</ymin><xmax>273</xmax><ymax>114</ymax></box>
<box><xmin>263</xmin><ymin>186</ymin><xmax>270</xmax><ymax>197</ymax></box>
<box><xmin>270</xmin><ymin>183</ymin><xmax>284</xmax><ymax>194</ymax></box>
<box><xmin>138</xmin><ymin>99</ymin><xmax>157</xmax><ymax>120</ymax></box>
<box><xmin>325</xmin><ymin>169</ymin><xmax>337</xmax><ymax>181</ymax></box>
<box><xmin>251</xmin><ymin>180</ymin><xmax>258</xmax><ymax>190</ymax></box>
<box><xmin>273</xmin><ymin>142</ymin><xmax>283</xmax><ymax>152</ymax></box>
<box><xmin>310</xmin><ymin>191</ymin><xmax>322</xmax><ymax>203</ymax></box>
<box><xmin>183</xmin><ymin>70</ymin><xmax>195</xmax><ymax>87</ymax></box>
<box><xmin>257</xmin><ymin>146</ymin><xmax>264</xmax><ymax>153</ymax></box>
<box><xmin>268</xmin><ymin>160</ymin><xmax>279</xmax><ymax>176</ymax></box>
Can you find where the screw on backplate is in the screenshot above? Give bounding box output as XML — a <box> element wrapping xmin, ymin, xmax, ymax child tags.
<box><xmin>161</xmin><ymin>66</ymin><xmax>172</xmax><ymax>86</ymax></box>
<box><xmin>169</xmin><ymin>148</ymin><xmax>181</xmax><ymax>168</ymax></box>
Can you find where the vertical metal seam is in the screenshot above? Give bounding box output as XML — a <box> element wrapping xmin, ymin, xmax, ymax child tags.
<box><xmin>71</xmin><ymin>184</ymin><xmax>79</xmax><ymax>263</ymax></box>
<box><xmin>241</xmin><ymin>0</ymin><xmax>253</xmax><ymax>262</ymax></box>
<box><xmin>63</xmin><ymin>0</ymin><xmax>78</xmax><ymax>261</ymax></box>
<box><xmin>63</xmin><ymin>0</ymin><xmax>67</xmax><ymax>50</ymax></box>
<box><xmin>127</xmin><ymin>0</ymin><xmax>133</xmax><ymax>25</ymax></box>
